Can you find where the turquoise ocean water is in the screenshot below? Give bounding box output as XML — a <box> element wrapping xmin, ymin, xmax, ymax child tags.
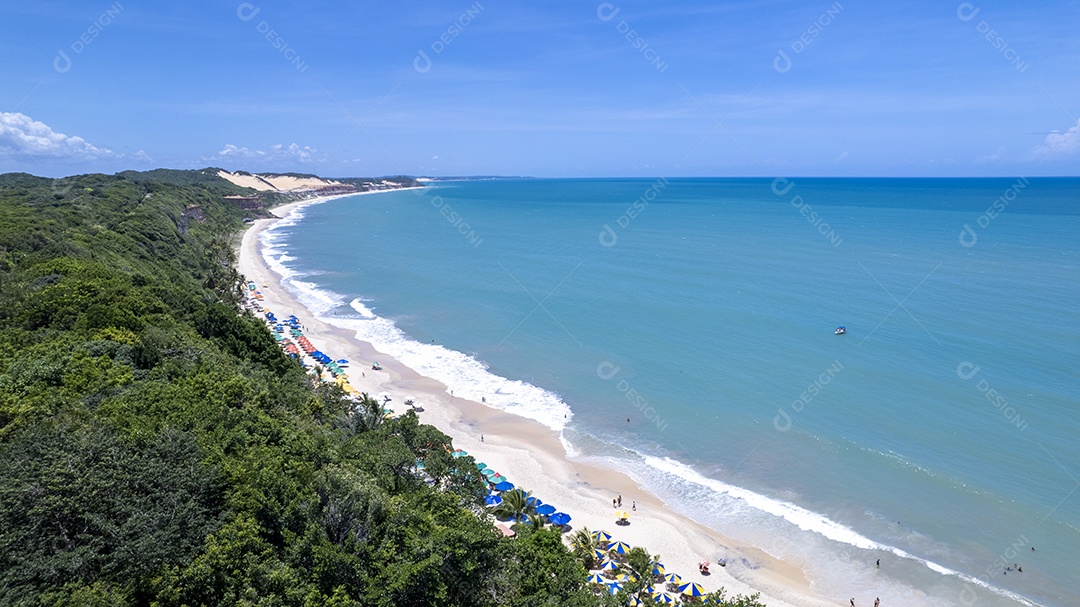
<box><xmin>261</xmin><ymin>178</ymin><xmax>1079</xmax><ymax>607</ymax></box>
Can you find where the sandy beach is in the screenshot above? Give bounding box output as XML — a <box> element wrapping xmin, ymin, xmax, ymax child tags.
<box><xmin>236</xmin><ymin>192</ymin><xmax>836</xmax><ymax>607</ymax></box>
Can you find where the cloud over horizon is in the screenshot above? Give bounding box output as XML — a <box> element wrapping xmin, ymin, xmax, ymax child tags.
<box><xmin>0</xmin><ymin>112</ymin><xmax>114</xmax><ymax>160</ymax></box>
<box><xmin>1035</xmin><ymin>119</ymin><xmax>1080</xmax><ymax>159</ymax></box>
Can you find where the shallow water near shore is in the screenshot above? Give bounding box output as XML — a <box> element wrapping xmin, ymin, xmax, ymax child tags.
<box><xmin>261</xmin><ymin>178</ymin><xmax>1079</xmax><ymax>607</ymax></box>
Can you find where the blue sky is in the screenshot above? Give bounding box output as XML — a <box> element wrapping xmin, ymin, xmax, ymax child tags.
<box><xmin>1</xmin><ymin>0</ymin><xmax>1078</xmax><ymax>177</ymax></box>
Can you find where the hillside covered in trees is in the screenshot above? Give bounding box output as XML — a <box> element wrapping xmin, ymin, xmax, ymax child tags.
<box><xmin>0</xmin><ymin>169</ymin><xmax>609</xmax><ymax>606</ymax></box>
<box><xmin>0</xmin><ymin>169</ymin><xmax>766</xmax><ymax>607</ymax></box>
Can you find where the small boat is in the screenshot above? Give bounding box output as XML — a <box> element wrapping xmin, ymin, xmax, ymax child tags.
<box><xmin>835</xmin><ymin>326</ymin><xmax>846</xmax><ymax>335</ymax></box>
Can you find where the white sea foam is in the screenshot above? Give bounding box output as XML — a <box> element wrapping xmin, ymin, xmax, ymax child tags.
<box><xmin>630</xmin><ymin>454</ymin><xmax>1038</xmax><ymax>607</ymax></box>
<box><xmin>338</xmin><ymin>299</ymin><xmax>573</xmax><ymax>431</ymax></box>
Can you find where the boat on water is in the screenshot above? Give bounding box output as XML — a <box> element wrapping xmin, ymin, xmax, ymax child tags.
<box><xmin>835</xmin><ymin>326</ymin><xmax>846</xmax><ymax>335</ymax></box>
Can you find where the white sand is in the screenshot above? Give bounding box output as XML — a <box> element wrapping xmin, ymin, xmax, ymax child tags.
<box><xmin>236</xmin><ymin>192</ymin><xmax>836</xmax><ymax>607</ymax></box>
<box><xmin>218</xmin><ymin>170</ymin><xmax>345</xmax><ymax>192</ymax></box>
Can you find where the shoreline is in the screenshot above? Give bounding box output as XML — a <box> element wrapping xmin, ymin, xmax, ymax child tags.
<box><xmin>236</xmin><ymin>190</ymin><xmax>834</xmax><ymax>607</ymax></box>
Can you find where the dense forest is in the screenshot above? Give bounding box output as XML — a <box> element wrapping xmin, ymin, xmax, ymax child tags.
<box><xmin>0</xmin><ymin>169</ymin><xmax>764</xmax><ymax>607</ymax></box>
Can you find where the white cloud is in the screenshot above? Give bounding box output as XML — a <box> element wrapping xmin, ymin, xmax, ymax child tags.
<box><xmin>1035</xmin><ymin>119</ymin><xmax>1080</xmax><ymax>158</ymax></box>
<box><xmin>0</xmin><ymin>112</ymin><xmax>114</xmax><ymax>159</ymax></box>
<box><xmin>217</xmin><ymin>142</ymin><xmax>317</xmax><ymax>162</ymax></box>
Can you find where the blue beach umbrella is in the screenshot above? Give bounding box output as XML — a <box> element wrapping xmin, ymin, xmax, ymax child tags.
<box><xmin>599</xmin><ymin>559</ymin><xmax>619</xmax><ymax>571</ymax></box>
<box><xmin>484</xmin><ymin>494</ymin><xmax>502</xmax><ymax>506</ymax></box>
<box><xmin>494</xmin><ymin>481</ymin><xmax>514</xmax><ymax>491</ymax></box>
<box><xmin>678</xmin><ymin>582</ymin><xmax>707</xmax><ymax>597</ymax></box>
<box><xmin>535</xmin><ymin>504</ymin><xmax>556</xmax><ymax>515</ymax></box>
<box><xmin>526</xmin><ymin>496</ymin><xmax>542</xmax><ymax>507</ymax></box>
<box><xmin>549</xmin><ymin>512</ymin><xmax>571</xmax><ymax>526</ymax></box>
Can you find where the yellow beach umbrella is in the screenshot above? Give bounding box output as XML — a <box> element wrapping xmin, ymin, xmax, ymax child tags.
<box><xmin>679</xmin><ymin>582</ymin><xmax>707</xmax><ymax>597</ymax></box>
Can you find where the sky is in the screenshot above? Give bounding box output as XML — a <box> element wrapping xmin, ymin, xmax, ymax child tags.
<box><xmin>1</xmin><ymin>0</ymin><xmax>1078</xmax><ymax>178</ymax></box>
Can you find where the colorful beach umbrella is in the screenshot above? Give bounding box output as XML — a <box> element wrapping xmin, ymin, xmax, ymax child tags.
<box><xmin>650</xmin><ymin>561</ymin><xmax>665</xmax><ymax>575</ymax></box>
<box><xmin>535</xmin><ymin>504</ymin><xmax>556</xmax><ymax>515</ymax></box>
<box><xmin>599</xmin><ymin>559</ymin><xmax>620</xmax><ymax>571</ymax></box>
<box><xmin>678</xmin><ymin>582</ymin><xmax>707</xmax><ymax>597</ymax></box>
<box><xmin>606</xmin><ymin>582</ymin><xmax>622</xmax><ymax>595</ymax></box>
<box><xmin>627</xmin><ymin>596</ymin><xmax>643</xmax><ymax>607</ymax></box>
<box><xmin>592</xmin><ymin>529</ymin><xmax>613</xmax><ymax>543</ymax></box>
<box><xmin>652</xmin><ymin>592</ymin><xmax>674</xmax><ymax>603</ymax></box>
<box><xmin>592</xmin><ymin>548</ymin><xmax>606</xmax><ymax>562</ymax></box>
<box><xmin>549</xmin><ymin>512</ymin><xmax>571</xmax><ymax>526</ymax></box>
<box><xmin>614</xmin><ymin>510</ymin><xmax>630</xmax><ymax>520</ymax></box>
<box><xmin>609</xmin><ymin>541</ymin><xmax>632</xmax><ymax>555</ymax></box>
<box><xmin>483</xmin><ymin>494</ymin><xmax>502</xmax><ymax>506</ymax></box>
<box><xmin>586</xmin><ymin>573</ymin><xmax>605</xmax><ymax>585</ymax></box>
<box><xmin>493</xmin><ymin>481</ymin><xmax>514</xmax><ymax>491</ymax></box>
<box><xmin>452</xmin><ymin>449</ymin><xmax>467</xmax><ymax>457</ymax></box>
<box><xmin>663</xmin><ymin>573</ymin><xmax>682</xmax><ymax>585</ymax></box>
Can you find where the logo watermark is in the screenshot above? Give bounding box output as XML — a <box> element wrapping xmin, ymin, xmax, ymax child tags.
<box><xmin>413</xmin><ymin>2</ymin><xmax>484</xmax><ymax>73</ymax></box>
<box><xmin>53</xmin><ymin>2</ymin><xmax>124</xmax><ymax>73</ymax></box>
<box><xmin>956</xmin><ymin>362</ymin><xmax>1028</xmax><ymax>431</ymax></box>
<box><xmin>597</xmin><ymin>3</ymin><xmax>668</xmax><ymax>73</ymax></box>
<box><xmin>958</xmin><ymin>177</ymin><xmax>1028</xmax><ymax>248</ymax></box>
<box><xmin>237</xmin><ymin>3</ymin><xmax>308</xmax><ymax>73</ymax></box>
<box><xmin>774</xmin><ymin>360</ymin><xmax>843</xmax><ymax>432</ymax></box>
<box><xmin>415</xmin><ymin>185</ymin><xmax>482</xmax><ymax>247</ymax></box>
<box><xmin>959</xmin><ymin>534</ymin><xmax>1030</xmax><ymax>606</ymax></box>
<box><xmin>597</xmin><ymin>361</ymin><xmax>669</xmax><ymax>431</ymax></box>
<box><xmin>772</xmin><ymin>178</ymin><xmax>842</xmax><ymax>247</ymax></box>
<box><xmin>956</xmin><ymin>4</ymin><xmax>1029</xmax><ymax>73</ymax></box>
<box><xmin>599</xmin><ymin>177</ymin><xmax>669</xmax><ymax>247</ymax></box>
<box><xmin>773</xmin><ymin>2</ymin><xmax>843</xmax><ymax>73</ymax></box>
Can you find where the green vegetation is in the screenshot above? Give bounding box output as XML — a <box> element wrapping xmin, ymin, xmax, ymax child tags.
<box><xmin>0</xmin><ymin>169</ymin><xmax>602</xmax><ymax>606</ymax></box>
<box><xmin>0</xmin><ymin>168</ymin><xmax>767</xmax><ymax>607</ymax></box>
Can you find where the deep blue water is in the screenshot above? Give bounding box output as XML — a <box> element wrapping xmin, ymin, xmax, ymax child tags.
<box><xmin>261</xmin><ymin>178</ymin><xmax>1079</xmax><ymax>607</ymax></box>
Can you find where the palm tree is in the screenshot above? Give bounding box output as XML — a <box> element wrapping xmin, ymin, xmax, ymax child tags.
<box><xmin>569</xmin><ymin>527</ymin><xmax>600</xmax><ymax>569</ymax></box>
<box><xmin>491</xmin><ymin>488</ymin><xmax>533</xmax><ymax>521</ymax></box>
<box><xmin>626</xmin><ymin>547</ymin><xmax>656</xmax><ymax>598</ymax></box>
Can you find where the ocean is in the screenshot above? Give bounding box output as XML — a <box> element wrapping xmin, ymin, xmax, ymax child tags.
<box><xmin>260</xmin><ymin>178</ymin><xmax>1079</xmax><ymax>607</ymax></box>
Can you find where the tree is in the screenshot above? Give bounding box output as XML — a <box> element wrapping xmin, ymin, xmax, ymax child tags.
<box><xmin>625</xmin><ymin>546</ymin><xmax>655</xmax><ymax>599</ymax></box>
<box><xmin>569</xmin><ymin>527</ymin><xmax>600</xmax><ymax>570</ymax></box>
<box><xmin>491</xmin><ymin>488</ymin><xmax>533</xmax><ymax>523</ymax></box>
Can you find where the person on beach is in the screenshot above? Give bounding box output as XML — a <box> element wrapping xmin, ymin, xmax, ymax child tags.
<box><xmin>481</xmin><ymin>434</ymin><xmax>484</xmax><ymax>442</ymax></box>
<box><xmin>617</xmin><ymin>495</ymin><xmax>622</xmax><ymax>507</ymax></box>
<box><xmin>876</xmin><ymin>559</ymin><xmax>880</xmax><ymax>568</ymax></box>
<box><xmin>613</xmin><ymin>498</ymin><xmax>617</xmax><ymax>508</ymax></box>
<box><xmin>850</xmin><ymin>598</ymin><xmax>855</xmax><ymax>607</ymax></box>
<box><xmin>632</xmin><ymin>500</ymin><xmax>636</xmax><ymax>511</ymax></box>
<box><xmin>874</xmin><ymin>599</ymin><xmax>879</xmax><ymax>607</ymax></box>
